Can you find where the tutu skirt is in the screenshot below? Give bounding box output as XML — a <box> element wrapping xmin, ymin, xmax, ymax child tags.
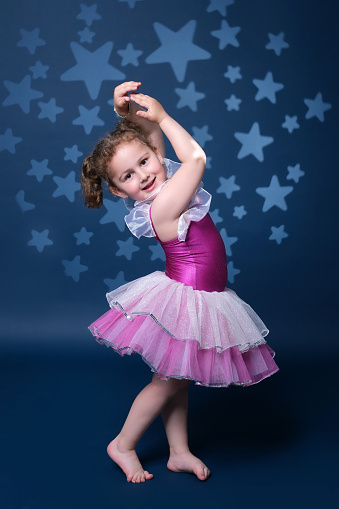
<box><xmin>89</xmin><ymin>271</ymin><xmax>278</xmax><ymax>387</ymax></box>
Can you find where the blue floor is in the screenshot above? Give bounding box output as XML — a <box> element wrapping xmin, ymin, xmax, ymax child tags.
<box><xmin>1</xmin><ymin>343</ymin><xmax>337</xmax><ymax>509</ymax></box>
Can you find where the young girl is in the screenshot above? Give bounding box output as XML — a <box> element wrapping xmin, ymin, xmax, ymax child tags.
<box><xmin>81</xmin><ymin>81</ymin><xmax>278</xmax><ymax>483</ymax></box>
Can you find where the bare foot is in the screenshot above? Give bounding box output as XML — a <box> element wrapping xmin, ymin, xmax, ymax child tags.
<box><xmin>107</xmin><ymin>437</ymin><xmax>154</xmax><ymax>483</ymax></box>
<box><xmin>167</xmin><ymin>450</ymin><xmax>211</xmax><ymax>481</ymax></box>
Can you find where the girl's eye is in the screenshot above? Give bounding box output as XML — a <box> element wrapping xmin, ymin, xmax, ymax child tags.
<box><xmin>125</xmin><ymin>173</ymin><xmax>132</xmax><ymax>180</ymax></box>
<box><xmin>140</xmin><ymin>158</ymin><xmax>147</xmax><ymax>166</ymax></box>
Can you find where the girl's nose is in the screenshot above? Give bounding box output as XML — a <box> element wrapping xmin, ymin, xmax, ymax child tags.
<box><xmin>138</xmin><ymin>168</ymin><xmax>148</xmax><ymax>181</ymax></box>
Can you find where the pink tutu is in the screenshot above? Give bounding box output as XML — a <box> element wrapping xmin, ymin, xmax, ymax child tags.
<box><xmin>89</xmin><ymin>271</ymin><xmax>278</xmax><ymax>387</ymax></box>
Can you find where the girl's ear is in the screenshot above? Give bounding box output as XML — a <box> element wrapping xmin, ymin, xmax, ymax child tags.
<box><xmin>153</xmin><ymin>146</ymin><xmax>164</xmax><ymax>165</ymax></box>
<box><xmin>109</xmin><ymin>186</ymin><xmax>128</xmax><ymax>199</ymax></box>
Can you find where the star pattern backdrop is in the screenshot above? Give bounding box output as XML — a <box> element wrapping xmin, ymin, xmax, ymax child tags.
<box><xmin>1</xmin><ymin>0</ymin><xmax>337</xmax><ymax>356</ymax></box>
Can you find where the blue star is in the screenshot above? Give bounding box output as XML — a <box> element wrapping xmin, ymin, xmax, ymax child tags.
<box><xmin>224</xmin><ymin>65</ymin><xmax>242</xmax><ymax>84</ymax></box>
<box><xmin>211</xmin><ymin>20</ymin><xmax>241</xmax><ymax>50</ymax></box>
<box><xmin>175</xmin><ymin>81</ymin><xmax>205</xmax><ymax>111</ymax></box>
<box><xmin>269</xmin><ymin>225</ymin><xmax>289</xmax><ymax>245</ymax></box>
<box><xmin>38</xmin><ymin>98</ymin><xmax>64</xmax><ymax>123</ymax></box>
<box><xmin>217</xmin><ymin>176</ymin><xmax>240</xmax><ymax>199</ymax></box>
<box><xmin>225</xmin><ymin>94</ymin><xmax>241</xmax><ymax>111</ymax></box>
<box><xmin>252</xmin><ymin>72</ymin><xmax>284</xmax><ymax>104</ymax></box>
<box><xmin>234</xmin><ymin>122</ymin><xmax>274</xmax><ymax>162</ymax></box>
<box><xmin>233</xmin><ymin>205</ymin><xmax>247</xmax><ymax>219</ymax></box>
<box><xmin>304</xmin><ymin>92</ymin><xmax>332</xmax><ymax>122</ymax></box>
<box><xmin>74</xmin><ymin>227</ymin><xmax>93</xmax><ymax>245</ymax></box>
<box><xmin>210</xmin><ymin>208</ymin><xmax>223</xmax><ymax>225</ymax></box>
<box><xmin>146</xmin><ymin>20</ymin><xmax>211</xmax><ymax>82</ymax></box>
<box><xmin>16</xmin><ymin>190</ymin><xmax>35</xmax><ymax>212</ymax></box>
<box><xmin>206</xmin><ymin>156</ymin><xmax>212</xmax><ymax>169</ymax></box>
<box><xmin>60</xmin><ymin>42</ymin><xmax>125</xmax><ymax>100</ymax></box>
<box><xmin>0</xmin><ymin>128</ymin><xmax>22</xmax><ymax>154</ymax></box>
<box><xmin>72</xmin><ymin>105</ymin><xmax>104</xmax><ymax>134</ymax></box>
<box><xmin>119</xmin><ymin>0</ymin><xmax>143</xmax><ymax>9</ymax></box>
<box><xmin>287</xmin><ymin>164</ymin><xmax>305</xmax><ymax>183</ymax></box>
<box><xmin>100</xmin><ymin>198</ymin><xmax>127</xmax><ymax>232</ymax></box>
<box><xmin>265</xmin><ymin>32</ymin><xmax>289</xmax><ymax>56</ymax></box>
<box><xmin>62</xmin><ymin>255</ymin><xmax>88</xmax><ymax>282</ymax></box>
<box><xmin>282</xmin><ymin>115</ymin><xmax>300</xmax><ymax>133</ymax></box>
<box><xmin>76</xmin><ymin>4</ymin><xmax>101</xmax><ymax>26</ymax></box>
<box><xmin>149</xmin><ymin>243</ymin><xmax>165</xmax><ymax>261</ymax></box>
<box><xmin>256</xmin><ymin>175</ymin><xmax>293</xmax><ymax>212</ymax></box>
<box><xmin>29</xmin><ymin>61</ymin><xmax>49</xmax><ymax>79</ymax></box>
<box><xmin>52</xmin><ymin>171</ymin><xmax>81</xmax><ymax>202</ymax></box>
<box><xmin>64</xmin><ymin>145</ymin><xmax>83</xmax><ymax>163</ymax></box>
<box><xmin>28</xmin><ymin>229</ymin><xmax>53</xmax><ymax>253</ymax></box>
<box><xmin>27</xmin><ymin>159</ymin><xmax>53</xmax><ymax>182</ymax></box>
<box><xmin>78</xmin><ymin>27</ymin><xmax>95</xmax><ymax>44</ymax></box>
<box><xmin>227</xmin><ymin>260</ymin><xmax>241</xmax><ymax>284</ymax></box>
<box><xmin>220</xmin><ymin>228</ymin><xmax>238</xmax><ymax>256</ymax></box>
<box><xmin>116</xmin><ymin>237</ymin><xmax>140</xmax><ymax>260</ymax></box>
<box><xmin>104</xmin><ymin>271</ymin><xmax>128</xmax><ymax>292</ymax></box>
<box><xmin>2</xmin><ymin>75</ymin><xmax>43</xmax><ymax>114</ymax></box>
<box><xmin>16</xmin><ymin>28</ymin><xmax>45</xmax><ymax>55</ymax></box>
<box><xmin>207</xmin><ymin>0</ymin><xmax>234</xmax><ymax>16</ymax></box>
<box><xmin>118</xmin><ymin>43</ymin><xmax>143</xmax><ymax>66</ymax></box>
<box><xmin>192</xmin><ymin>125</ymin><xmax>213</xmax><ymax>147</ymax></box>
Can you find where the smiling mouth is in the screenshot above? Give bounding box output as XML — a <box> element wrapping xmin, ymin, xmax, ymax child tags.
<box><xmin>142</xmin><ymin>177</ymin><xmax>155</xmax><ymax>191</ymax></box>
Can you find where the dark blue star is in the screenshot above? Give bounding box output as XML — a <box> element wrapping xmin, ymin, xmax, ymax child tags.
<box><xmin>149</xmin><ymin>243</ymin><xmax>165</xmax><ymax>262</ymax></box>
<box><xmin>3</xmin><ymin>75</ymin><xmax>43</xmax><ymax>114</ymax></box>
<box><xmin>118</xmin><ymin>43</ymin><xmax>143</xmax><ymax>66</ymax></box>
<box><xmin>287</xmin><ymin>164</ymin><xmax>305</xmax><ymax>183</ymax></box>
<box><xmin>104</xmin><ymin>271</ymin><xmax>128</xmax><ymax>292</ymax></box>
<box><xmin>38</xmin><ymin>98</ymin><xmax>64</xmax><ymax>123</ymax></box>
<box><xmin>175</xmin><ymin>82</ymin><xmax>205</xmax><ymax>111</ymax></box>
<box><xmin>74</xmin><ymin>227</ymin><xmax>93</xmax><ymax>245</ymax></box>
<box><xmin>252</xmin><ymin>72</ymin><xmax>284</xmax><ymax>104</ymax></box>
<box><xmin>217</xmin><ymin>176</ymin><xmax>240</xmax><ymax>199</ymax></box>
<box><xmin>282</xmin><ymin>115</ymin><xmax>300</xmax><ymax>133</ymax></box>
<box><xmin>119</xmin><ymin>0</ymin><xmax>143</xmax><ymax>9</ymax></box>
<box><xmin>192</xmin><ymin>125</ymin><xmax>213</xmax><ymax>147</ymax></box>
<box><xmin>207</xmin><ymin>0</ymin><xmax>234</xmax><ymax>16</ymax></box>
<box><xmin>78</xmin><ymin>27</ymin><xmax>95</xmax><ymax>44</ymax></box>
<box><xmin>220</xmin><ymin>228</ymin><xmax>238</xmax><ymax>256</ymax></box>
<box><xmin>76</xmin><ymin>4</ymin><xmax>101</xmax><ymax>26</ymax></box>
<box><xmin>27</xmin><ymin>159</ymin><xmax>53</xmax><ymax>182</ymax></box>
<box><xmin>233</xmin><ymin>205</ymin><xmax>247</xmax><ymax>219</ymax></box>
<box><xmin>224</xmin><ymin>65</ymin><xmax>242</xmax><ymax>83</ymax></box>
<box><xmin>52</xmin><ymin>171</ymin><xmax>81</xmax><ymax>202</ymax></box>
<box><xmin>234</xmin><ymin>122</ymin><xmax>274</xmax><ymax>162</ymax></box>
<box><xmin>304</xmin><ymin>93</ymin><xmax>332</xmax><ymax>122</ymax></box>
<box><xmin>265</xmin><ymin>32</ymin><xmax>289</xmax><ymax>56</ymax></box>
<box><xmin>62</xmin><ymin>255</ymin><xmax>88</xmax><ymax>282</ymax></box>
<box><xmin>100</xmin><ymin>198</ymin><xmax>127</xmax><ymax>232</ymax></box>
<box><xmin>64</xmin><ymin>145</ymin><xmax>83</xmax><ymax>163</ymax></box>
<box><xmin>60</xmin><ymin>42</ymin><xmax>125</xmax><ymax>100</ymax></box>
<box><xmin>29</xmin><ymin>61</ymin><xmax>49</xmax><ymax>79</ymax></box>
<box><xmin>225</xmin><ymin>94</ymin><xmax>241</xmax><ymax>111</ymax></box>
<box><xmin>227</xmin><ymin>260</ymin><xmax>241</xmax><ymax>284</ymax></box>
<box><xmin>0</xmin><ymin>128</ymin><xmax>22</xmax><ymax>154</ymax></box>
<box><xmin>116</xmin><ymin>237</ymin><xmax>140</xmax><ymax>260</ymax></box>
<box><xmin>269</xmin><ymin>225</ymin><xmax>288</xmax><ymax>245</ymax></box>
<box><xmin>256</xmin><ymin>175</ymin><xmax>293</xmax><ymax>212</ymax></box>
<box><xmin>16</xmin><ymin>28</ymin><xmax>45</xmax><ymax>55</ymax></box>
<box><xmin>28</xmin><ymin>229</ymin><xmax>53</xmax><ymax>253</ymax></box>
<box><xmin>146</xmin><ymin>20</ymin><xmax>211</xmax><ymax>82</ymax></box>
<box><xmin>72</xmin><ymin>105</ymin><xmax>104</xmax><ymax>134</ymax></box>
<box><xmin>211</xmin><ymin>19</ymin><xmax>241</xmax><ymax>50</ymax></box>
<box><xmin>16</xmin><ymin>190</ymin><xmax>35</xmax><ymax>212</ymax></box>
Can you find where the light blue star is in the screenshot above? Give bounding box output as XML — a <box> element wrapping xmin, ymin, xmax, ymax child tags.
<box><xmin>175</xmin><ymin>82</ymin><xmax>205</xmax><ymax>112</ymax></box>
<box><xmin>72</xmin><ymin>105</ymin><xmax>104</xmax><ymax>134</ymax></box>
<box><xmin>0</xmin><ymin>128</ymin><xmax>22</xmax><ymax>154</ymax></box>
<box><xmin>74</xmin><ymin>227</ymin><xmax>93</xmax><ymax>246</ymax></box>
<box><xmin>220</xmin><ymin>228</ymin><xmax>238</xmax><ymax>256</ymax></box>
<box><xmin>16</xmin><ymin>190</ymin><xmax>35</xmax><ymax>212</ymax></box>
<box><xmin>227</xmin><ymin>260</ymin><xmax>240</xmax><ymax>284</ymax></box>
<box><xmin>119</xmin><ymin>0</ymin><xmax>143</xmax><ymax>7</ymax></box>
<box><xmin>233</xmin><ymin>205</ymin><xmax>247</xmax><ymax>219</ymax></box>
<box><xmin>252</xmin><ymin>72</ymin><xmax>284</xmax><ymax>104</ymax></box>
<box><xmin>29</xmin><ymin>61</ymin><xmax>49</xmax><ymax>79</ymax></box>
<box><xmin>27</xmin><ymin>159</ymin><xmax>53</xmax><ymax>182</ymax></box>
<box><xmin>211</xmin><ymin>19</ymin><xmax>241</xmax><ymax>50</ymax></box>
<box><xmin>304</xmin><ymin>93</ymin><xmax>332</xmax><ymax>122</ymax></box>
<box><xmin>206</xmin><ymin>156</ymin><xmax>212</xmax><ymax>169</ymax></box>
<box><xmin>234</xmin><ymin>122</ymin><xmax>274</xmax><ymax>162</ymax></box>
<box><xmin>2</xmin><ymin>75</ymin><xmax>43</xmax><ymax>114</ymax></box>
<box><xmin>149</xmin><ymin>243</ymin><xmax>165</xmax><ymax>261</ymax></box>
<box><xmin>225</xmin><ymin>94</ymin><xmax>241</xmax><ymax>111</ymax></box>
<box><xmin>78</xmin><ymin>27</ymin><xmax>95</xmax><ymax>44</ymax></box>
<box><xmin>100</xmin><ymin>198</ymin><xmax>127</xmax><ymax>232</ymax></box>
<box><xmin>116</xmin><ymin>237</ymin><xmax>140</xmax><ymax>260</ymax></box>
<box><xmin>287</xmin><ymin>164</ymin><xmax>305</xmax><ymax>183</ymax></box>
<box><xmin>62</xmin><ymin>255</ymin><xmax>88</xmax><ymax>282</ymax></box>
<box><xmin>118</xmin><ymin>43</ymin><xmax>143</xmax><ymax>66</ymax></box>
<box><xmin>146</xmin><ymin>20</ymin><xmax>211</xmax><ymax>82</ymax></box>
<box><xmin>104</xmin><ymin>271</ymin><xmax>128</xmax><ymax>292</ymax></box>
<box><xmin>60</xmin><ymin>42</ymin><xmax>125</xmax><ymax>100</ymax></box>
<box><xmin>269</xmin><ymin>225</ymin><xmax>289</xmax><ymax>245</ymax></box>
<box><xmin>282</xmin><ymin>115</ymin><xmax>300</xmax><ymax>133</ymax></box>
<box><xmin>217</xmin><ymin>176</ymin><xmax>240</xmax><ymax>199</ymax></box>
<box><xmin>210</xmin><ymin>208</ymin><xmax>223</xmax><ymax>225</ymax></box>
<box><xmin>38</xmin><ymin>98</ymin><xmax>64</xmax><ymax>123</ymax></box>
<box><xmin>265</xmin><ymin>32</ymin><xmax>289</xmax><ymax>56</ymax></box>
<box><xmin>16</xmin><ymin>28</ymin><xmax>45</xmax><ymax>55</ymax></box>
<box><xmin>28</xmin><ymin>229</ymin><xmax>53</xmax><ymax>253</ymax></box>
<box><xmin>207</xmin><ymin>0</ymin><xmax>234</xmax><ymax>16</ymax></box>
<box><xmin>192</xmin><ymin>125</ymin><xmax>213</xmax><ymax>147</ymax></box>
<box><xmin>64</xmin><ymin>145</ymin><xmax>83</xmax><ymax>163</ymax></box>
<box><xmin>224</xmin><ymin>65</ymin><xmax>242</xmax><ymax>84</ymax></box>
<box><xmin>76</xmin><ymin>4</ymin><xmax>101</xmax><ymax>26</ymax></box>
<box><xmin>256</xmin><ymin>175</ymin><xmax>293</xmax><ymax>212</ymax></box>
<box><xmin>52</xmin><ymin>171</ymin><xmax>81</xmax><ymax>202</ymax></box>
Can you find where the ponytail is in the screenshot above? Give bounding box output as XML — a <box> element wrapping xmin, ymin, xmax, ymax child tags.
<box><xmin>81</xmin><ymin>155</ymin><xmax>104</xmax><ymax>209</ymax></box>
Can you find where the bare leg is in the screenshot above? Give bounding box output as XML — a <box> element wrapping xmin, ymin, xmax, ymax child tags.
<box><xmin>162</xmin><ymin>383</ymin><xmax>211</xmax><ymax>481</ymax></box>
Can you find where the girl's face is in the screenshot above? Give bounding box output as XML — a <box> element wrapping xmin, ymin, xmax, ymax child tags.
<box><xmin>108</xmin><ymin>139</ymin><xmax>167</xmax><ymax>202</ymax></box>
